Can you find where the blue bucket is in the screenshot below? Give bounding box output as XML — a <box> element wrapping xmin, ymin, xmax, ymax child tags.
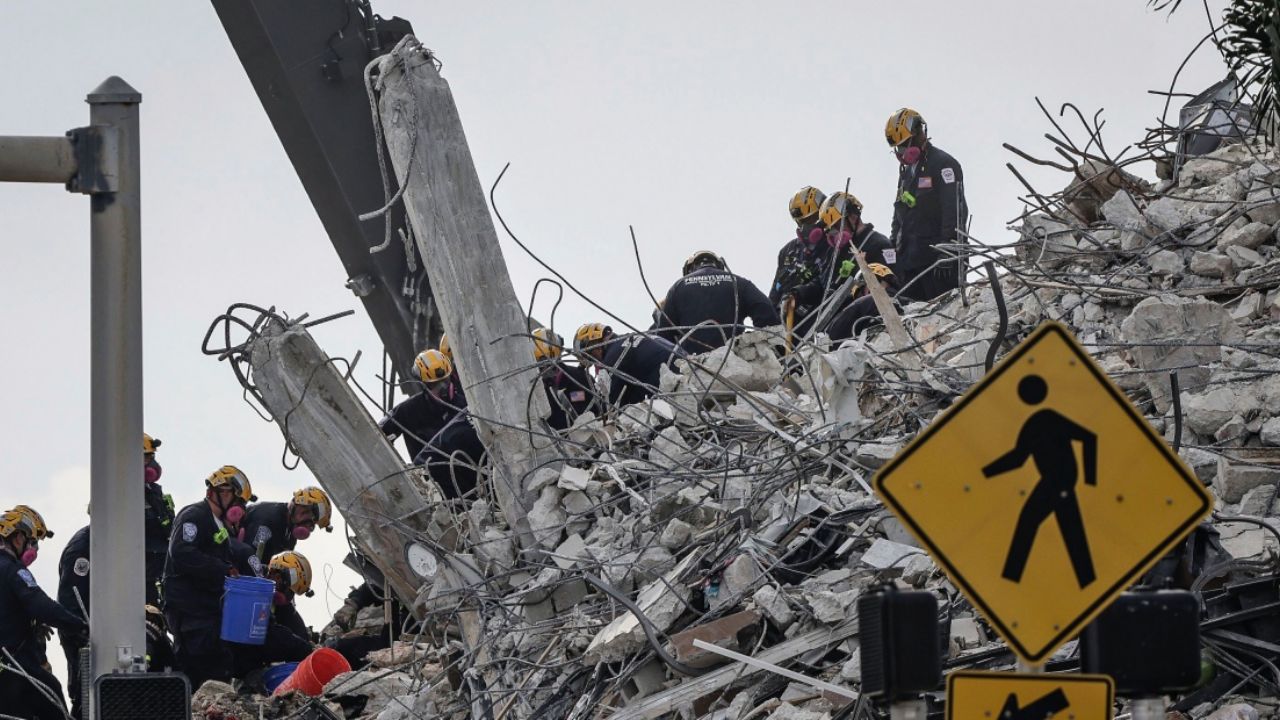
<box><xmin>263</xmin><ymin>662</ymin><xmax>300</xmax><ymax>694</ymax></box>
<box><xmin>220</xmin><ymin>576</ymin><xmax>275</xmax><ymax>645</ymax></box>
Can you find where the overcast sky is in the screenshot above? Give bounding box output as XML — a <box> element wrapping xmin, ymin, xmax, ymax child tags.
<box><xmin>1</xmin><ymin>0</ymin><xmax>1228</xmax><ymax>695</ymax></box>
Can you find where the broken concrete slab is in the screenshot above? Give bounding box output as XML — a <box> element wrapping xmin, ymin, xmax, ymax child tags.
<box><xmin>671</xmin><ymin>610</ymin><xmax>762</xmax><ymax>669</ymax></box>
<box><xmin>1120</xmin><ymin>296</ymin><xmax>1243</xmax><ymax>412</ymax></box>
<box><xmin>584</xmin><ymin>553</ymin><xmax>697</xmax><ymax>664</ymax></box>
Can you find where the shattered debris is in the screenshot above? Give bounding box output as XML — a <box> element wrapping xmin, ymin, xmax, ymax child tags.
<box><xmin>196</xmin><ymin>102</ymin><xmax>1280</xmax><ymax>720</ymax></box>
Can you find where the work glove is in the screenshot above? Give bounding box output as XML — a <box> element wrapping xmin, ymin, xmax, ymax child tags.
<box><xmin>35</xmin><ymin>623</ymin><xmax>53</xmax><ymax>643</ymax></box>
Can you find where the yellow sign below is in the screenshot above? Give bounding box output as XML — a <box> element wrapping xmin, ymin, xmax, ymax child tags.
<box><xmin>874</xmin><ymin>322</ymin><xmax>1211</xmax><ymax>663</ymax></box>
<box><xmin>947</xmin><ymin>671</ymin><xmax>1114</xmax><ymax>720</ymax></box>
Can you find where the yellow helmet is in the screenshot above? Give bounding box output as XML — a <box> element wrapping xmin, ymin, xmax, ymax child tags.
<box><xmin>867</xmin><ymin>263</ymin><xmax>894</xmax><ymax>278</ymax></box>
<box><xmin>290</xmin><ymin>486</ymin><xmax>333</xmax><ymax>531</ymax></box>
<box><xmin>437</xmin><ymin>333</ymin><xmax>452</xmax><ymax>361</ymax></box>
<box><xmin>573</xmin><ymin>323</ymin><xmax>610</xmax><ymax>356</ymax></box>
<box><xmin>268</xmin><ymin>551</ymin><xmax>313</xmax><ymax>595</ymax></box>
<box><xmin>1</xmin><ymin>506</ymin><xmax>51</xmax><ymax>540</ymax></box>
<box><xmin>143</xmin><ymin>433</ymin><xmax>161</xmax><ymax>455</ymax></box>
<box><xmin>817</xmin><ymin>192</ymin><xmax>864</xmax><ymax>230</ymax></box>
<box><xmin>413</xmin><ymin>349</ymin><xmax>453</xmax><ymax>384</ymax></box>
<box><xmin>532</xmin><ymin>328</ymin><xmax>564</xmax><ymax>362</ymax></box>
<box><xmin>206</xmin><ymin>465</ymin><xmax>255</xmax><ymax>503</ymax></box>
<box><xmin>682</xmin><ymin>250</ymin><xmax>725</xmax><ymax>276</ymax></box>
<box><xmin>788</xmin><ymin>186</ymin><xmax>827</xmax><ymax>225</ymax></box>
<box><xmin>885</xmin><ymin>108</ymin><xmax>926</xmax><ymax>147</ymax></box>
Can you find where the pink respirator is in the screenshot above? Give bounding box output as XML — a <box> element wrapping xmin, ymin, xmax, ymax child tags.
<box><xmin>805</xmin><ymin>227</ymin><xmax>825</xmax><ymax>246</ymax></box>
<box><xmin>897</xmin><ymin>145</ymin><xmax>922</xmax><ymax>165</ymax></box>
<box><xmin>225</xmin><ymin>505</ymin><xmax>245</xmax><ymax>525</ymax></box>
<box><xmin>273</xmin><ymin>590</ymin><xmax>288</xmax><ymax>606</ymax></box>
<box><xmin>291</xmin><ymin>526</ymin><xmax>312</xmax><ymax>541</ymax></box>
<box><xmin>144</xmin><ymin>460</ymin><xmax>163</xmax><ymax>484</ymax></box>
<box><xmin>828</xmin><ymin>230</ymin><xmax>853</xmax><ymax>249</ymax></box>
<box><xmin>21</xmin><ymin>547</ymin><xmax>38</xmax><ymax>567</ymax></box>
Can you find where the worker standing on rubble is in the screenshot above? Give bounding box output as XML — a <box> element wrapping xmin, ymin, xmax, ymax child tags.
<box><xmin>231</xmin><ymin>552</ymin><xmax>314</xmax><ymax>681</ymax></box>
<box><xmin>380</xmin><ymin>349</ymin><xmax>466</xmax><ymax>461</ymax></box>
<box><xmin>240</xmin><ymin>486</ymin><xmax>333</xmax><ymax>565</ymax></box>
<box><xmin>653</xmin><ymin>251</ymin><xmax>780</xmax><ymax>353</ymax></box>
<box><xmin>770</xmin><ymin>186</ymin><xmax>833</xmax><ymax>335</ymax></box>
<box><xmin>574</xmin><ymin>323</ymin><xmax>684</xmax><ymax>407</ymax></box>
<box><xmin>533</xmin><ymin>327</ymin><xmax>598</xmax><ymax>429</ymax></box>
<box><xmin>885</xmin><ymin>108</ymin><xmax>968</xmax><ymax>301</ymax></box>
<box><xmin>0</xmin><ymin>506</ymin><xmax>86</xmax><ymax>720</ymax></box>
<box><xmin>162</xmin><ymin>466</ymin><xmax>255</xmax><ymax>689</ymax></box>
<box><xmin>58</xmin><ymin>433</ymin><xmax>175</xmax><ymax>718</ymax></box>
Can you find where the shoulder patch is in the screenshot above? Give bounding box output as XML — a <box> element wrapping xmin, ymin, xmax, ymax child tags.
<box><xmin>941</xmin><ymin>167</ymin><xmax>956</xmax><ymax>184</ymax></box>
<box><xmin>73</xmin><ymin>557</ymin><xmax>90</xmax><ymax>577</ymax></box>
<box><xmin>182</xmin><ymin>522</ymin><xmax>197</xmax><ymax>543</ymax></box>
<box><xmin>254</xmin><ymin>526</ymin><xmax>272</xmax><ymax>545</ymax></box>
<box><xmin>882</xmin><ymin>249</ymin><xmax>897</xmax><ymax>265</ymax></box>
<box><xmin>18</xmin><ymin>569</ymin><xmax>38</xmax><ymax>587</ymax></box>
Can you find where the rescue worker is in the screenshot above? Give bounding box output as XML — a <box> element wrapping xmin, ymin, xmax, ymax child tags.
<box><xmin>162</xmin><ymin>466</ymin><xmax>256</xmax><ymax>689</ymax></box>
<box><xmin>885</xmin><ymin>108</ymin><xmax>968</xmax><ymax>302</ymax></box>
<box><xmin>654</xmin><ymin>251</ymin><xmax>780</xmax><ymax>353</ymax></box>
<box><xmin>827</xmin><ymin>263</ymin><xmax>901</xmax><ymax>342</ymax></box>
<box><xmin>241</xmin><ymin>486</ymin><xmax>333</xmax><ymax>565</ymax></box>
<box><xmin>379</xmin><ymin>349</ymin><xmax>466</xmax><ymax>461</ymax></box>
<box><xmin>0</xmin><ymin>507</ymin><xmax>86</xmax><ymax>720</ymax></box>
<box><xmin>805</xmin><ymin>192</ymin><xmax>897</xmax><ymax>333</ymax></box>
<box><xmin>770</xmin><ymin>186</ymin><xmax>832</xmax><ymax>334</ymax></box>
<box><xmin>232</xmin><ymin>552</ymin><xmax>313</xmax><ymax>678</ymax></box>
<box><xmin>574</xmin><ymin>323</ymin><xmax>683</xmax><ymax>407</ymax></box>
<box><xmin>417</xmin><ymin>413</ymin><xmax>487</xmax><ymax>499</ymax></box>
<box><xmin>58</xmin><ymin>433</ymin><xmax>175</xmax><ymax>718</ymax></box>
<box><xmin>533</xmin><ymin>327</ymin><xmax>598</xmax><ymax>430</ymax></box>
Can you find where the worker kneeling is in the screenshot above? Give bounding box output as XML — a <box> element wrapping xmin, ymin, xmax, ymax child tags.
<box><xmin>241</xmin><ymin>486</ymin><xmax>333</xmax><ymax>566</ymax></box>
<box><xmin>827</xmin><ymin>262</ymin><xmax>901</xmax><ymax>342</ymax></box>
<box><xmin>574</xmin><ymin>323</ymin><xmax>684</xmax><ymax>408</ymax></box>
<box><xmin>232</xmin><ymin>552</ymin><xmax>315</xmax><ymax>682</ymax></box>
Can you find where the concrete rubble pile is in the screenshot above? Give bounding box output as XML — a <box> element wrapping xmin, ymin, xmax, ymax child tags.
<box><xmin>198</xmin><ymin>136</ymin><xmax>1280</xmax><ymax>719</ymax></box>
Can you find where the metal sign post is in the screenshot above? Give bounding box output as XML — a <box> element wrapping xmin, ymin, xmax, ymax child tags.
<box><xmin>0</xmin><ymin>77</ymin><xmax>145</xmax><ymax>718</ymax></box>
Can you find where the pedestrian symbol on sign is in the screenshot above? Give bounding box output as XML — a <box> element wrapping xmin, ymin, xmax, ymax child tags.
<box><xmin>873</xmin><ymin>321</ymin><xmax>1212</xmax><ymax>664</ymax></box>
<box><xmin>983</xmin><ymin>373</ymin><xmax>1098</xmax><ymax>589</ymax></box>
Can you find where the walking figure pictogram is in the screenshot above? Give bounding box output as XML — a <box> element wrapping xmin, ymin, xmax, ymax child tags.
<box><xmin>983</xmin><ymin>374</ymin><xmax>1098</xmax><ymax>588</ymax></box>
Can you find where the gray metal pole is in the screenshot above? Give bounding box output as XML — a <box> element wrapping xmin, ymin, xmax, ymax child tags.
<box><xmin>86</xmin><ymin>77</ymin><xmax>146</xmax><ymax>695</ymax></box>
<box><xmin>0</xmin><ymin>136</ymin><xmax>76</xmax><ymax>183</ymax></box>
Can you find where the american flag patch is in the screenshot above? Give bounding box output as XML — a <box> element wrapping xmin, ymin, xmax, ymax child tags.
<box><xmin>918</xmin><ymin>176</ymin><xmax>933</xmax><ymax>189</ymax></box>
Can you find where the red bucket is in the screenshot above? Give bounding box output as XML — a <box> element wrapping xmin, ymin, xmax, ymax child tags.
<box><xmin>272</xmin><ymin>647</ymin><xmax>351</xmax><ymax>696</ymax></box>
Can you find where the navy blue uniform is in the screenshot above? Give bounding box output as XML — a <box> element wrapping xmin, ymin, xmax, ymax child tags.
<box><xmin>417</xmin><ymin>414</ymin><xmax>487</xmax><ymax>499</ymax></box>
<box><xmin>542</xmin><ymin>360</ymin><xmax>599</xmax><ymax>430</ymax></box>
<box><xmin>890</xmin><ymin>144</ymin><xmax>967</xmax><ymax>301</ymax></box>
<box><xmin>600</xmin><ymin>334</ymin><xmax>683</xmax><ymax>407</ymax></box>
<box><xmin>162</xmin><ymin>501</ymin><xmax>240</xmax><ymax>688</ymax></box>
<box><xmin>655</xmin><ymin>267</ymin><xmax>780</xmax><ymax>353</ymax></box>
<box><xmin>379</xmin><ymin>382</ymin><xmax>467</xmax><ymax>460</ymax></box>
<box><xmin>241</xmin><ymin>502</ymin><xmax>296</xmax><ymax>565</ymax></box>
<box><xmin>0</xmin><ymin>548</ymin><xmax>86</xmax><ymax>719</ymax></box>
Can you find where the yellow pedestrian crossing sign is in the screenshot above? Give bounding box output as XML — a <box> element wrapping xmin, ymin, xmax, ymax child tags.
<box><xmin>873</xmin><ymin>321</ymin><xmax>1211</xmax><ymax>664</ymax></box>
<box><xmin>946</xmin><ymin>671</ymin><xmax>1114</xmax><ymax>720</ymax></box>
